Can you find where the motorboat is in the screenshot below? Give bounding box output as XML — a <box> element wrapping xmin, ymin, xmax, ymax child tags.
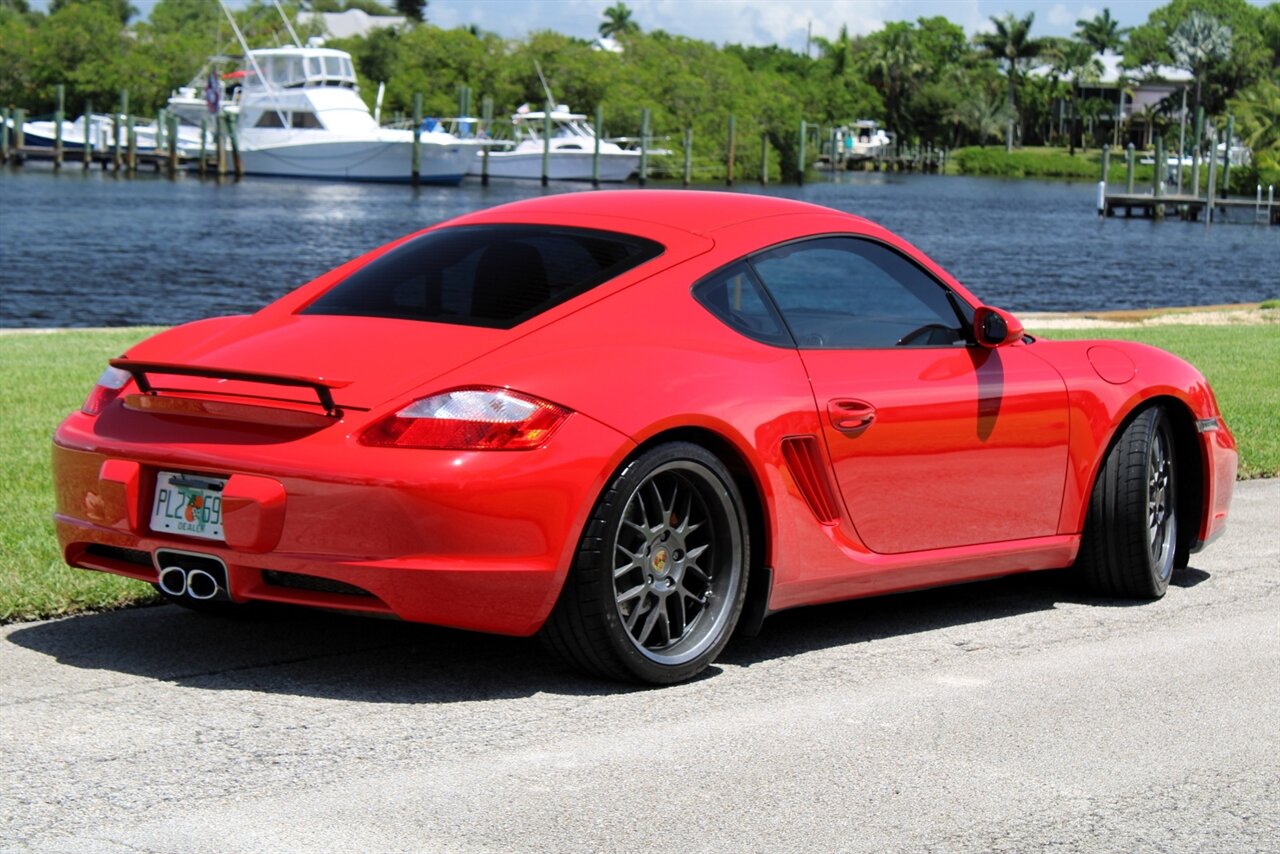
<box><xmin>819</xmin><ymin>120</ymin><xmax>894</xmax><ymax>170</ymax></box>
<box><xmin>469</xmin><ymin>104</ymin><xmax>640</xmax><ymax>182</ymax></box>
<box><xmin>841</xmin><ymin>120</ymin><xmax>893</xmax><ymax>160</ymax></box>
<box><xmin>168</xmin><ymin>45</ymin><xmax>482</xmax><ymax>184</ymax></box>
<box><xmin>8</xmin><ymin>113</ymin><xmax>202</xmax><ymax>154</ymax></box>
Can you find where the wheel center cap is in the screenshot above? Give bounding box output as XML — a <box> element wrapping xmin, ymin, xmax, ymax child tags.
<box><xmin>651</xmin><ymin>547</ymin><xmax>670</xmax><ymax>575</ymax></box>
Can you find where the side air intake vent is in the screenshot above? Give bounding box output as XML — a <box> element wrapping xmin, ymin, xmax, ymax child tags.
<box><xmin>780</xmin><ymin>436</ymin><xmax>841</xmax><ymax>525</ymax></box>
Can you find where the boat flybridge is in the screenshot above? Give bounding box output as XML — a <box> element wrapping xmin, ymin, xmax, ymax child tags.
<box><xmin>470</xmin><ymin>104</ymin><xmax>641</xmax><ymax>182</ymax></box>
<box><xmin>169</xmin><ymin>44</ymin><xmax>482</xmax><ymax>184</ymax></box>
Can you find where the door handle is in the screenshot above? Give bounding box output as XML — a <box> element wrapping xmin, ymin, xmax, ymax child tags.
<box><xmin>828</xmin><ymin>399</ymin><xmax>876</xmax><ymax>434</ymax></box>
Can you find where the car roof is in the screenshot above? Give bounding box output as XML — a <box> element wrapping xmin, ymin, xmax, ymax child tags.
<box><xmin>449</xmin><ymin>189</ymin><xmax>875</xmax><ymax>239</ymax></box>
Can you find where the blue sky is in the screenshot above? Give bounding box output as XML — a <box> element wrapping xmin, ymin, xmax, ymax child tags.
<box><xmin>426</xmin><ymin>0</ymin><xmax>1176</xmax><ymax>51</ymax></box>
<box><xmin>47</xmin><ymin>1</ymin><xmax>1268</xmax><ymax>54</ymax></box>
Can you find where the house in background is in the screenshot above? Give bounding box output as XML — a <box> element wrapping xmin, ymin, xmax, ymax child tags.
<box><xmin>296</xmin><ymin>8</ymin><xmax>407</xmax><ymax>40</ymax></box>
<box><xmin>1037</xmin><ymin>52</ymin><xmax>1194</xmax><ymax>149</ymax></box>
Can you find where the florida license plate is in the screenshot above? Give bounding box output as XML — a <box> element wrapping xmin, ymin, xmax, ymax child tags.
<box><xmin>150</xmin><ymin>471</ymin><xmax>226</xmax><ymax>541</ymax></box>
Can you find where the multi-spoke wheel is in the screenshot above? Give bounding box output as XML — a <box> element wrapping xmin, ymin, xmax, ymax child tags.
<box><xmin>541</xmin><ymin>442</ymin><xmax>750</xmax><ymax>683</ymax></box>
<box><xmin>1076</xmin><ymin>406</ymin><xmax>1179</xmax><ymax>598</ymax></box>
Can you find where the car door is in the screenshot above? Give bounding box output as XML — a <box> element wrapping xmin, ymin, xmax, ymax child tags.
<box><xmin>749</xmin><ymin>236</ymin><xmax>1070</xmax><ymax>555</ymax></box>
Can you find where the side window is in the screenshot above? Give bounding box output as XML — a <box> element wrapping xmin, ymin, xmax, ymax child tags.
<box><xmin>750</xmin><ymin>237</ymin><xmax>967</xmax><ymax>349</ymax></box>
<box><xmin>692</xmin><ymin>262</ymin><xmax>792</xmax><ymax>347</ymax></box>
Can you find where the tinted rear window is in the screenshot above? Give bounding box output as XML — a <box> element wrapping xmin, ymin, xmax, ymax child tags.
<box><xmin>302</xmin><ymin>225</ymin><xmax>664</xmax><ymax>328</ymax></box>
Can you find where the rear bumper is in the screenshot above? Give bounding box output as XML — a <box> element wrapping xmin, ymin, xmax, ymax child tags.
<box><xmin>52</xmin><ymin>412</ymin><xmax>632</xmax><ymax>635</ymax></box>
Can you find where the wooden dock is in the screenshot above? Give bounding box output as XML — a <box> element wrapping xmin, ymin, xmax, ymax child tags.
<box><xmin>1101</xmin><ymin>191</ymin><xmax>1279</xmax><ymax>225</ymax></box>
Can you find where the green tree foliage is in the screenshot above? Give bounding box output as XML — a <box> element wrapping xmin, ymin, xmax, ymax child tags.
<box><xmin>1124</xmin><ymin>0</ymin><xmax>1270</xmax><ymax>113</ymax></box>
<box><xmin>1075</xmin><ymin>8</ymin><xmax>1128</xmax><ymax>54</ymax></box>
<box><xmin>599</xmin><ymin>2</ymin><xmax>638</xmax><ymax>39</ymax></box>
<box><xmin>1227</xmin><ymin>71</ymin><xmax>1280</xmax><ymax>170</ymax></box>
<box><xmin>1</xmin><ymin>0</ymin><xmax>1277</xmax><ymax>180</ymax></box>
<box><xmin>395</xmin><ymin>0</ymin><xmax>426</xmax><ymax>21</ymax></box>
<box><xmin>50</xmin><ymin>0</ymin><xmax>135</xmax><ymax>25</ymax></box>
<box><xmin>1169</xmin><ymin>10</ymin><xmax>1233</xmax><ymax>110</ymax></box>
<box><xmin>974</xmin><ymin>11</ymin><xmax>1045</xmax><ymax>113</ymax></box>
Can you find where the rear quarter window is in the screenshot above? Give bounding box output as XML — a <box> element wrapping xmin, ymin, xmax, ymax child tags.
<box><xmin>303</xmin><ymin>225</ymin><xmax>664</xmax><ymax>328</ymax></box>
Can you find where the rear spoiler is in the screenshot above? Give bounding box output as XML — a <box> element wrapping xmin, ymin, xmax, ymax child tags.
<box><xmin>109</xmin><ymin>358</ymin><xmax>352</xmax><ymax>417</ymax></box>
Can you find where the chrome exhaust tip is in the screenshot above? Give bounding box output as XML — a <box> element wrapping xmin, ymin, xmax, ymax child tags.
<box><xmin>158</xmin><ymin>566</ymin><xmax>188</xmax><ymax>597</ymax></box>
<box><xmin>185</xmin><ymin>568</ymin><xmax>220</xmax><ymax>601</ymax></box>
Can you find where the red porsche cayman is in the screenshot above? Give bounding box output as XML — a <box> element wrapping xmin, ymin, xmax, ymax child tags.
<box><xmin>52</xmin><ymin>191</ymin><xmax>1237</xmax><ymax>683</ymax></box>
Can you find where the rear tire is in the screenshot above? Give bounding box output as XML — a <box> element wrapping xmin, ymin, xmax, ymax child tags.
<box><xmin>541</xmin><ymin>442</ymin><xmax>750</xmax><ymax>684</ymax></box>
<box><xmin>1076</xmin><ymin>406</ymin><xmax>1178</xmax><ymax>598</ymax></box>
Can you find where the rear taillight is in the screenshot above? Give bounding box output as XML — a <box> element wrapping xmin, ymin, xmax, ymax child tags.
<box><xmin>360</xmin><ymin>387</ymin><xmax>571</xmax><ymax>450</ymax></box>
<box><xmin>81</xmin><ymin>366</ymin><xmax>132</xmax><ymax>416</ymax></box>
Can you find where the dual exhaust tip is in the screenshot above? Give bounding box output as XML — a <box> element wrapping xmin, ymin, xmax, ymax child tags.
<box><xmin>158</xmin><ymin>566</ymin><xmax>222</xmax><ymax>600</ymax></box>
<box><xmin>154</xmin><ymin>550</ymin><xmax>229</xmax><ymax>602</ymax></box>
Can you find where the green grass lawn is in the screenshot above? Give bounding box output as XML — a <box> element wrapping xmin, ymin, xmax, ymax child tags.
<box><xmin>0</xmin><ymin>329</ymin><xmax>162</xmax><ymax>623</ymax></box>
<box><xmin>1</xmin><ymin>324</ymin><xmax>1275</xmax><ymax>624</ymax></box>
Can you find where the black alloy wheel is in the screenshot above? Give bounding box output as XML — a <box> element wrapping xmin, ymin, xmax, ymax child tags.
<box><xmin>541</xmin><ymin>442</ymin><xmax>750</xmax><ymax>684</ymax></box>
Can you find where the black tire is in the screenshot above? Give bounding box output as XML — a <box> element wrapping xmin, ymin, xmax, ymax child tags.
<box><xmin>1076</xmin><ymin>406</ymin><xmax>1178</xmax><ymax>598</ymax></box>
<box><xmin>541</xmin><ymin>442</ymin><xmax>750</xmax><ymax>684</ymax></box>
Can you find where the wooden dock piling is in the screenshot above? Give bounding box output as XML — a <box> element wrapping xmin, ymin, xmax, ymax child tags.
<box><xmin>590</xmin><ymin>104</ymin><xmax>600</xmax><ymax>188</ymax></box>
<box><xmin>760</xmin><ymin>135</ymin><xmax>768</xmax><ymax>185</ymax></box>
<box><xmin>682</xmin><ymin>127</ymin><xmax>692</xmax><ymax>187</ymax></box>
<box><xmin>227</xmin><ymin>113</ymin><xmax>242</xmax><ymax>178</ymax></box>
<box><xmin>126</xmin><ymin>114</ymin><xmax>136</xmax><ymax>172</ymax></box>
<box><xmin>725</xmin><ymin>114</ymin><xmax>735</xmax><ymax>186</ymax></box>
<box><xmin>639</xmin><ymin>107</ymin><xmax>650</xmax><ymax>187</ymax></box>
<box><xmin>796</xmin><ymin>120</ymin><xmax>806</xmax><ymax>186</ymax></box>
<box><xmin>541</xmin><ymin>99</ymin><xmax>551</xmax><ymax>187</ymax></box>
<box><xmin>198</xmin><ymin>119</ymin><xmax>207</xmax><ymax>177</ymax></box>
<box><xmin>1191</xmin><ymin>106</ymin><xmax>1204</xmax><ymax>193</ymax></box>
<box><xmin>411</xmin><ymin>93</ymin><xmax>422</xmax><ymax>187</ymax></box>
<box><xmin>53</xmin><ymin>86</ymin><xmax>64</xmax><ymax>169</ymax></box>
<box><xmin>1222</xmin><ymin>115</ymin><xmax>1234</xmax><ymax>197</ymax></box>
<box><xmin>482</xmin><ymin>97</ymin><xmax>493</xmax><ymax>187</ymax></box>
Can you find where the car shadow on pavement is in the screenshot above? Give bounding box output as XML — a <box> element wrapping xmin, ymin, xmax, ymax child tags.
<box><xmin>720</xmin><ymin>563</ymin><xmax>1212</xmax><ymax>668</ymax></box>
<box><xmin>5</xmin><ymin>565</ymin><xmax>1210</xmax><ymax>701</ymax></box>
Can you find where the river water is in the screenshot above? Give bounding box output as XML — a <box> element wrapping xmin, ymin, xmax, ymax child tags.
<box><xmin>1</xmin><ymin>166</ymin><xmax>1275</xmax><ymax>327</ymax></box>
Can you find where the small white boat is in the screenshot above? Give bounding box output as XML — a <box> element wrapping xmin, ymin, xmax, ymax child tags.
<box><xmin>470</xmin><ymin>105</ymin><xmax>640</xmax><ymax>182</ymax></box>
<box><xmin>169</xmin><ymin>45</ymin><xmax>483</xmax><ymax>184</ymax></box>
<box><xmin>842</xmin><ymin>120</ymin><xmax>893</xmax><ymax>160</ymax></box>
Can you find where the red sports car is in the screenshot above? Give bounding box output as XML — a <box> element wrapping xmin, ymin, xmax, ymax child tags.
<box><xmin>52</xmin><ymin>191</ymin><xmax>1237</xmax><ymax>683</ymax></box>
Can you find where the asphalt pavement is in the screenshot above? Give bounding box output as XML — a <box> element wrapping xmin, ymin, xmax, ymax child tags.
<box><xmin>2</xmin><ymin>479</ymin><xmax>1277</xmax><ymax>853</ymax></box>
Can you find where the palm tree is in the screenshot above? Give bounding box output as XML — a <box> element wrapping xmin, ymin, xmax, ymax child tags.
<box><xmin>946</xmin><ymin>85</ymin><xmax>1014</xmax><ymax>147</ymax></box>
<box><xmin>1228</xmin><ymin>72</ymin><xmax>1280</xmax><ymax>170</ymax></box>
<box><xmin>812</xmin><ymin>24</ymin><xmax>853</xmax><ymax>77</ymax></box>
<box><xmin>598</xmin><ymin>2</ymin><xmax>639</xmax><ymax>39</ymax></box>
<box><xmin>1168</xmin><ymin>11</ymin><xmax>1232</xmax><ymax>115</ymax></box>
<box><xmin>1047</xmin><ymin>39</ymin><xmax>1104</xmax><ymax>153</ymax></box>
<box><xmin>975</xmin><ymin>12</ymin><xmax>1045</xmax><ymax>149</ymax></box>
<box><xmin>865</xmin><ymin>23</ymin><xmax>922</xmax><ymax>137</ymax></box>
<box><xmin>1075</xmin><ymin>9</ymin><xmax>1128</xmax><ymax>54</ymax></box>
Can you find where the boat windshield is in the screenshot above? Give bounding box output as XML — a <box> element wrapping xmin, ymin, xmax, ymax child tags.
<box><xmin>246</xmin><ymin>51</ymin><xmax>357</xmax><ymax>91</ymax></box>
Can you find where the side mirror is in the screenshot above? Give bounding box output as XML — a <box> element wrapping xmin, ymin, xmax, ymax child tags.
<box><xmin>973</xmin><ymin>306</ymin><xmax>1025</xmax><ymax>348</ymax></box>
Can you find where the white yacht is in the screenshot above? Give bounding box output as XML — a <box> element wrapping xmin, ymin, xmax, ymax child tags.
<box><xmin>169</xmin><ymin>46</ymin><xmax>482</xmax><ymax>184</ymax></box>
<box><xmin>470</xmin><ymin>105</ymin><xmax>641</xmax><ymax>182</ymax></box>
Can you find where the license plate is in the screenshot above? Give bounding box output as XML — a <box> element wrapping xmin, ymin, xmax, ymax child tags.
<box><xmin>150</xmin><ymin>471</ymin><xmax>226</xmax><ymax>541</ymax></box>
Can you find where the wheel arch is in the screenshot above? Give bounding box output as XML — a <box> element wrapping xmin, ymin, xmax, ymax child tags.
<box><xmin>627</xmin><ymin>426</ymin><xmax>774</xmax><ymax>637</ymax></box>
<box><xmin>1081</xmin><ymin>394</ymin><xmax>1204</xmax><ymax>568</ymax></box>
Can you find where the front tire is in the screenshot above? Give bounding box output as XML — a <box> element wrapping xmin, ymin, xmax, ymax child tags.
<box><xmin>541</xmin><ymin>442</ymin><xmax>750</xmax><ymax>684</ymax></box>
<box><xmin>1076</xmin><ymin>406</ymin><xmax>1178</xmax><ymax>598</ymax></box>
